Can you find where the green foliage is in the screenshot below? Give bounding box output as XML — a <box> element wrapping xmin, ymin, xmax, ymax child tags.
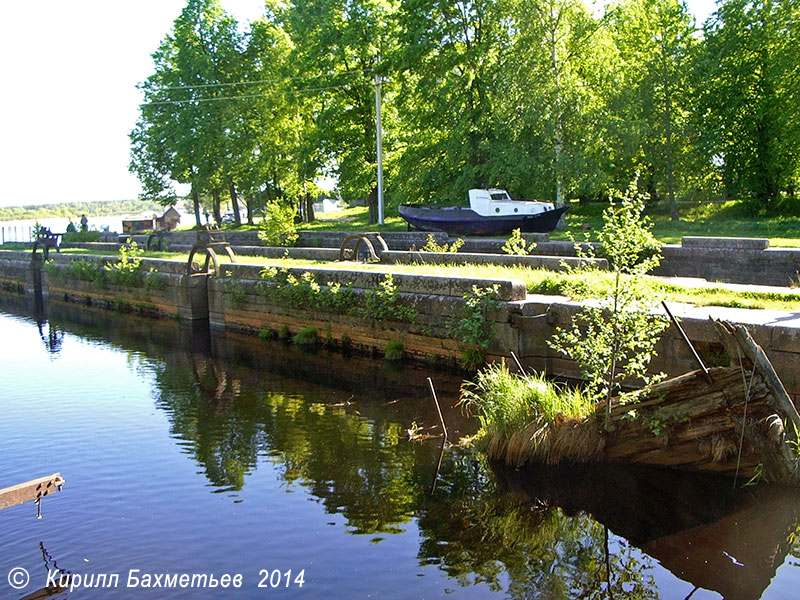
<box><xmin>292</xmin><ymin>327</ymin><xmax>319</xmax><ymax>348</ymax></box>
<box><xmin>259</xmin><ymin>268</ymin><xmax>355</xmax><ymax>314</ymax></box>
<box><xmin>449</xmin><ymin>285</ymin><xmax>502</xmax><ymax>372</ymax></box>
<box><xmin>45</xmin><ymin>258</ymin><xmax>105</xmax><ymax>288</ymax></box>
<box><xmin>420</xmin><ymin>235</ymin><xmax>464</xmax><ymax>253</ymax></box>
<box><xmin>362</xmin><ymin>274</ymin><xmax>417</xmax><ymax>323</ymax></box>
<box><xmin>501</xmin><ymin>228</ymin><xmax>536</xmax><ymax>256</ymax></box>
<box><xmin>258</xmin><ymin>201</ymin><xmax>298</xmax><ymax>247</ymax></box>
<box><xmin>63</xmin><ymin>230</ymin><xmax>101</xmax><ymax>243</ymax></box>
<box><xmin>104</xmin><ymin>241</ymin><xmax>145</xmax><ymax>287</ymax></box>
<box><xmin>384</xmin><ymin>340</ymin><xmax>405</xmax><ymax>362</ymax></box>
<box><xmin>581</xmin><ymin>183</ymin><xmax>663</xmax><ymax>273</ymax></box>
<box><xmin>549</xmin><ymin>183</ymin><xmax>668</xmax><ymax>429</ymax></box>
<box><xmin>460</xmin><ymin>361</ymin><xmax>594</xmax><ymax>440</ymax></box>
<box><xmin>224</xmin><ymin>276</ymin><xmax>248</xmax><ymax>308</ymax></box>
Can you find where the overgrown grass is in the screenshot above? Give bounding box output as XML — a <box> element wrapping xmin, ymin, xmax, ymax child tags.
<box><xmin>460</xmin><ymin>361</ymin><xmax>594</xmax><ymax>440</ymax></box>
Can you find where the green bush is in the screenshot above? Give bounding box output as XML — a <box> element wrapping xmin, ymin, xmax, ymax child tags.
<box><xmin>502</xmin><ymin>228</ymin><xmax>536</xmax><ymax>256</ymax></box>
<box><xmin>384</xmin><ymin>340</ymin><xmax>405</xmax><ymax>361</ymax></box>
<box><xmin>63</xmin><ymin>230</ymin><xmax>101</xmax><ymax>243</ymax></box>
<box><xmin>258</xmin><ymin>201</ymin><xmax>298</xmax><ymax>247</ymax></box>
<box><xmin>292</xmin><ymin>327</ymin><xmax>319</xmax><ymax>348</ymax></box>
<box><xmin>421</xmin><ymin>234</ymin><xmax>464</xmax><ymax>253</ymax></box>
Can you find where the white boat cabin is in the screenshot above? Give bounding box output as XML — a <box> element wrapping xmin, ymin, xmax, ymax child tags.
<box><xmin>467</xmin><ymin>188</ymin><xmax>555</xmax><ymax>217</ymax></box>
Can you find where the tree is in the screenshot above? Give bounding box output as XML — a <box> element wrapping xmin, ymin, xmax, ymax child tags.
<box><xmin>505</xmin><ymin>0</ymin><xmax>615</xmax><ymax>205</ymax></box>
<box><xmin>280</xmin><ymin>0</ymin><xmax>398</xmax><ymax>223</ymax></box>
<box><xmin>697</xmin><ymin>0</ymin><xmax>800</xmax><ymax>205</ymax></box>
<box><xmin>131</xmin><ymin>0</ymin><xmax>252</xmax><ymax>226</ymax></box>
<box><xmin>392</xmin><ymin>0</ymin><xmax>513</xmax><ymax>204</ymax></box>
<box><xmin>549</xmin><ymin>181</ymin><xmax>667</xmax><ymax>431</ymax></box>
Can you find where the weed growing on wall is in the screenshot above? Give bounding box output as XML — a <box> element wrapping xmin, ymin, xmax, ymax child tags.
<box><xmin>258</xmin><ymin>268</ymin><xmax>355</xmax><ymax>314</ymax></box>
<box><xmin>361</xmin><ymin>274</ymin><xmax>418</xmax><ymax>322</ymax></box>
<box><xmin>105</xmin><ymin>241</ymin><xmax>144</xmax><ymax>287</ymax></box>
<box><xmin>257</xmin><ymin>269</ymin><xmax>417</xmax><ymax>323</ymax></box>
<box><xmin>421</xmin><ymin>234</ymin><xmax>464</xmax><ymax>253</ymax></box>
<box><xmin>450</xmin><ymin>285</ymin><xmax>501</xmax><ymax>371</ymax></box>
<box><xmin>224</xmin><ymin>275</ymin><xmax>248</xmax><ymax>308</ymax></box>
<box><xmin>384</xmin><ymin>340</ymin><xmax>405</xmax><ymax>361</ymax></box>
<box><xmin>502</xmin><ymin>229</ymin><xmax>536</xmax><ymax>256</ymax></box>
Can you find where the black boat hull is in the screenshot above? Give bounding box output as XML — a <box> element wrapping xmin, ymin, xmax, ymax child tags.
<box><xmin>398</xmin><ymin>205</ymin><xmax>568</xmax><ymax>236</ymax></box>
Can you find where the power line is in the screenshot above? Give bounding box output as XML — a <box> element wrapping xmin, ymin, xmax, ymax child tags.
<box><xmin>143</xmin><ymin>82</ymin><xmax>370</xmax><ymax>106</ymax></box>
<box><xmin>148</xmin><ymin>68</ymin><xmax>368</xmax><ymax>92</ymax></box>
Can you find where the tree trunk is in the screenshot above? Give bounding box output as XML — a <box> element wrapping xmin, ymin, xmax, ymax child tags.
<box><xmin>228</xmin><ymin>182</ymin><xmax>242</xmax><ymax>226</ymax></box>
<box><xmin>211</xmin><ymin>189</ymin><xmax>222</xmax><ymax>225</ymax></box>
<box><xmin>192</xmin><ymin>187</ymin><xmax>201</xmax><ymax>228</ymax></box>
<box><xmin>245</xmin><ymin>194</ymin><xmax>254</xmax><ymax>225</ymax></box>
<box><xmin>367</xmin><ymin>186</ymin><xmax>378</xmax><ymax>225</ymax></box>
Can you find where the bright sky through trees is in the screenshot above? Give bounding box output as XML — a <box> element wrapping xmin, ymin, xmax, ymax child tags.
<box><xmin>0</xmin><ymin>0</ymin><xmax>716</xmax><ymax>208</ymax></box>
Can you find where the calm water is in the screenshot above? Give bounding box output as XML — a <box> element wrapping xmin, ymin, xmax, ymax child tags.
<box><xmin>1</xmin><ymin>294</ymin><xmax>799</xmax><ymax>599</ymax></box>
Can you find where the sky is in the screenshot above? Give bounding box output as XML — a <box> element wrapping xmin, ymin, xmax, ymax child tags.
<box><xmin>0</xmin><ymin>0</ymin><xmax>718</xmax><ymax>209</ymax></box>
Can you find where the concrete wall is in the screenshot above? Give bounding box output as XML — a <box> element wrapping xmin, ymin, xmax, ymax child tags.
<box><xmin>1</xmin><ymin>249</ymin><xmax>797</xmax><ymax>400</ymax></box>
<box><xmin>513</xmin><ymin>294</ymin><xmax>800</xmax><ymax>402</ymax></box>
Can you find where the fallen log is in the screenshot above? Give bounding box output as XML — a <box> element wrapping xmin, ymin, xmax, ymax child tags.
<box><xmin>488</xmin><ymin>321</ymin><xmax>800</xmax><ymax>484</ymax></box>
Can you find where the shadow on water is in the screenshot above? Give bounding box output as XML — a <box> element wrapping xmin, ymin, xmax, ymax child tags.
<box><xmin>3</xmin><ymin>292</ymin><xmax>800</xmax><ymax>598</ymax></box>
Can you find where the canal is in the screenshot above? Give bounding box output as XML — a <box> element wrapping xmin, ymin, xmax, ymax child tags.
<box><xmin>1</xmin><ymin>293</ymin><xmax>799</xmax><ymax>599</ymax></box>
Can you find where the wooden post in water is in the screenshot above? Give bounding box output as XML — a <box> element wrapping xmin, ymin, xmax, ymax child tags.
<box><xmin>0</xmin><ymin>474</ymin><xmax>65</xmax><ymax>512</ymax></box>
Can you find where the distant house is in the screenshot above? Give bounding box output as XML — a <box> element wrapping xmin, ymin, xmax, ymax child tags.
<box><xmin>313</xmin><ymin>195</ymin><xmax>345</xmax><ymax>213</ymax></box>
<box><xmin>122</xmin><ymin>207</ymin><xmax>181</xmax><ymax>233</ymax></box>
<box><xmin>155</xmin><ymin>207</ymin><xmax>181</xmax><ymax>231</ymax></box>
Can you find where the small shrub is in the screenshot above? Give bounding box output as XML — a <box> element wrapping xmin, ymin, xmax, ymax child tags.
<box><xmin>259</xmin><ymin>328</ymin><xmax>277</xmax><ymax>341</ymax></box>
<box><xmin>258</xmin><ymin>201</ymin><xmax>298</xmax><ymax>247</ymax></box>
<box><xmin>224</xmin><ymin>276</ymin><xmax>247</xmax><ymax>308</ymax></box>
<box><xmin>105</xmin><ymin>241</ymin><xmax>144</xmax><ymax>287</ymax></box>
<box><xmin>449</xmin><ymin>285</ymin><xmax>502</xmax><ymax>372</ymax></box>
<box><xmin>292</xmin><ymin>327</ymin><xmax>319</xmax><ymax>348</ymax></box>
<box><xmin>384</xmin><ymin>340</ymin><xmax>405</xmax><ymax>361</ymax></box>
<box><xmin>63</xmin><ymin>230</ymin><xmax>101</xmax><ymax>243</ymax></box>
<box><xmin>421</xmin><ymin>234</ymin><xmax>464</xmax><ymax>253</ymax></box>
<box><xmin>143</xmin><ymin>270</ymin><xmax>166</xmax><ymax>291</ymax></box>
<box><xmin>502</xmin><ymin>228</ymin><xmax>536</xmax><ymax>256</ymax></box>
<box><xmin>279</xmin><ymin>325</ymin><xmax>291</xmax><ymax>342</ymax></box>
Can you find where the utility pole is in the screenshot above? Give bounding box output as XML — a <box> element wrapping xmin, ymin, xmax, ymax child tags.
<box><xmin>374</xmin><ymin>71</ymin><xmax>384</xmax><ymax>225</ymax></box>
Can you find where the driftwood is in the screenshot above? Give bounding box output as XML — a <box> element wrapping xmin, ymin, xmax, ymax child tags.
<box><xmin>489</xmin><ymin>321</ymin><xmax>800</xmax><ymax>484</ymax></box>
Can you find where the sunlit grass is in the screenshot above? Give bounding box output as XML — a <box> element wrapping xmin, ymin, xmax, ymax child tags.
<box><xmin>460</xmin><ymin>361</ymin><xmax>594</xmax><ymax>440</ymax></box>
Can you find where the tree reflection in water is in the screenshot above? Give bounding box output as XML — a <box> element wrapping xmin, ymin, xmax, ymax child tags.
<box><xmin>6</xmin><ymin>294</ymin><xmax>800</xmax><ymax>599</ymax></box>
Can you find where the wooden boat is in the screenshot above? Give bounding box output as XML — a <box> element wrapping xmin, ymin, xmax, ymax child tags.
<box><xmin>399</xmin><ymin>188</ymin><xmax>568</xmax><ymax>235</ymax></box>
<box><xmin>487</xmin><ymin>320</ymin><xmax>800</xmax><ymax>484</ymax></box>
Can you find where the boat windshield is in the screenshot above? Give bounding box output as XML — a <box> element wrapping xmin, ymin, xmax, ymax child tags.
<box><xmin>489</xmin><ymin>191</ymin><xmax>511</xmax><ymax>201</ymax></box>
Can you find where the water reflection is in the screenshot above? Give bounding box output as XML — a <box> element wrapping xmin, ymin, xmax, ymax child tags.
<box><xmin>492</xmin><ymin>464</ymin><xmax>800</xmax><ymax>600</ymax></box>
<box><xmin>3</xmin><ymin>292</ymin><xmax>800</xmax><ymax>599</ymax></box>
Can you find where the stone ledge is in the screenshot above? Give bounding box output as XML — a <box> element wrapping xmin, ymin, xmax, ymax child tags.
<box><xmin>682</xmin><ymin>236</ymin><xmax>770</xmax><ymax>250</ymax></box>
